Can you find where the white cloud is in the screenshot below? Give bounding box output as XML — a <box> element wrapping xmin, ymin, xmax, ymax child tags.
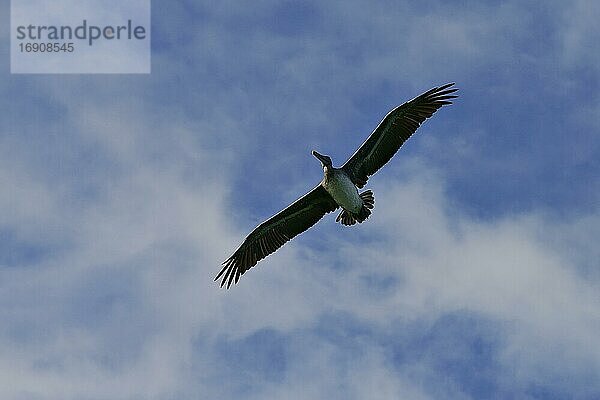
<box><xmin>1</xmin><ymin>1</ymin><xmax>599</xmax><ymax>399</ymax></box>
<box><xmin>2</xmin><ymin>134</ymin><xmax>598</xmax><ymax>399</ymax></box>
<box><xmin>558</xmin><ymin>0</ymin><xmax>600</xmax><ymax>71</ymax></box>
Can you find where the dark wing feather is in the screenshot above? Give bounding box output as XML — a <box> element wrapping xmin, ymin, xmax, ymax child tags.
<box><xmin>342</xmin><ymin>83</ymin><xmax>457</xmax><ymax>187</ymax></box>
<box><xmin>215</xmin><ymin>185</ymin><xmax>338</xmax><ymax>288</ymax></box>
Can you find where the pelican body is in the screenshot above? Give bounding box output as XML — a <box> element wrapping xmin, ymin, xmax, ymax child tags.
<box><xmin>216</xmin><ymin>83</ymin><xmax>458</xmax><ymax>288</ymax></box>
<box><xmin>313</xmin><ymin>150</ymin><xmax>374</xmax><ymax>225</ymax></box>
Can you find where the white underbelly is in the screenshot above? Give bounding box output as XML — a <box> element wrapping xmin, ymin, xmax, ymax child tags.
<box><xmin>324</xmin><ymin>172</ymin><xmax>362</xmax><ymax>213</ymax></box>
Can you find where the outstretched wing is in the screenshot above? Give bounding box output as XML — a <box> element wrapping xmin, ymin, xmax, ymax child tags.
<box><xmin>342</xmin><ymin>83</ymin><xmax>457</xmax><ymax>187</ymax></box>
<box><xmin>215</xmin><ymin>185</ymin><xmax>338</xmax><ymax>288</ymax></box>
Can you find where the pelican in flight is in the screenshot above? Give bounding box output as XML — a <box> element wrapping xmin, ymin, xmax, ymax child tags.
<box><xmin>216</xmin><ymin>83</ymin><xmax>458</xmax><ymax>288</ymax></box>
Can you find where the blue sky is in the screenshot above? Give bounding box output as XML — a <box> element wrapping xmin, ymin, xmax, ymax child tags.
<box><xmin>1</xmin><ymin>1</ymin><xmax>599</xmax><ymax>399</ymax></box>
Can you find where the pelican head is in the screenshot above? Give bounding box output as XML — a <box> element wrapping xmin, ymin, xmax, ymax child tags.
<box><xmin>312</xmin><ymin>150</ymin><xmax>332</xmax><ymax>168</ymax></box>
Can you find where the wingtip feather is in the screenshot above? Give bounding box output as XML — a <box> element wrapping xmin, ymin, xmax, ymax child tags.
<box><xmin>438</xmin><ymin>82</ymin><xmax>456</xmax><ymax>91</ymax></box>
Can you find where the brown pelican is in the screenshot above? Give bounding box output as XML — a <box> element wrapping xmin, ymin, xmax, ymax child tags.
<box><xmin>216</xmin><ymin>83</ymin><xmax>457</xmax><ymax>288</ymax></box>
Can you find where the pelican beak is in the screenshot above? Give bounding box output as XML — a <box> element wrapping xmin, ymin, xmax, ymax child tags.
<box><xmin>312</xmin><ymin>150</ymin><xmax>327</xmax><ymax>164</ymax></box>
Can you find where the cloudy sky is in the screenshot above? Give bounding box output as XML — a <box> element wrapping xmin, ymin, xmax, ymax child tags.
<box><xmin>1</xmin><ymin>1</ymin><xmax>599</xmax><ymax>399</ymax></box>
